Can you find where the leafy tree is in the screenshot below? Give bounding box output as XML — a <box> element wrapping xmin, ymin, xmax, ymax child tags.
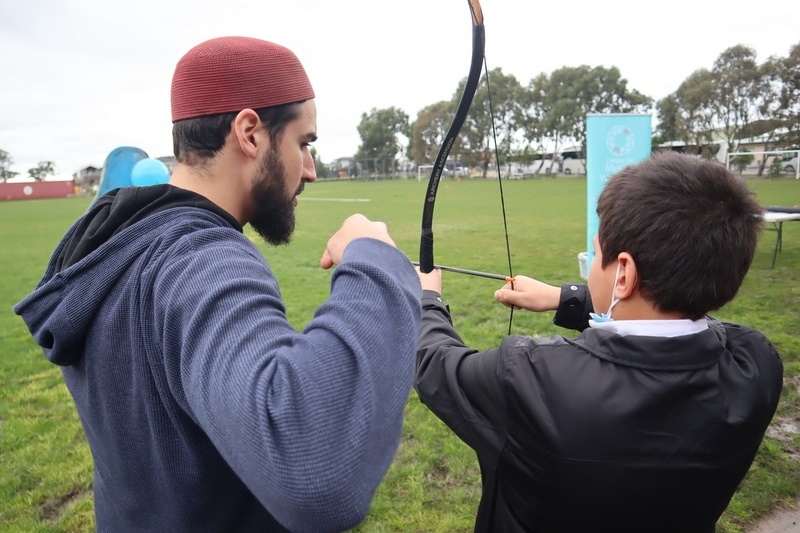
<box><xmin>372</xmin><ymin>41</ymin><xmax>800</xmax><ymax>179</ymax></box>
<box><xmin>0</xmin><ymin>149</ymin><xmax>19</xmax><ymax>182</ymax></box>
<box><xmin>518</xmin><ymin>73</ymin><xmax>550</xmax><ymax>160</ymax></box>
<box><xmin>28</xmin><ymin>160</ymin><xmax>55</xmax><ymax>181</ymax></box>
<box><xmin>526</xmin><ymin>65</ymin><xmax>650</xmax><ymax>164</ymax></box>
<box><xmin>711</xmin><ymin>45</ymin><xmax>766</xmax><ymax>148</ymax></box>
<box><xmin>773</xmin><ymin>41</ymin><xmax>800</xmax><ymax>148</ymax></box>
<box><xmin>769</xmin><ymin>156</ymin><xmax>784</xmax><ymax>177</ymax></box>
<box><xmin>652</xmin><ymin>94</ymin><xmax>681</xmax><ymax>147</ymax></box>
<box><xmin>742</xmin><ymin>57</ymin><xmax>787</xmax><ymax>175</ymax></box>
<box><xmin>355</xmin><ymin>107</ymin><xmax>409</xmax><ymax>176</ymax></box>
<box><xmin>409</xmin><ymin>100</ymin><xmax>455</xmax><ymax>165</ymax></box>
<box><xmin>731</xmin><ymin>149</ymin><xmax>755</xmax><ymax>173</ymax></box>
<box><xmin>659</xmin><ymin>69</ymin><xmax>717</xmax><ymax>149</ymax></box>
<box><xmin>657</xmin><ymin>44</ymin><xmax>791</xmax><ymax>174</ymax></box>
<box><xmin>463</xmin><ymin>68</ymin><xmax>526</xmax><ymax>176</ymax></box>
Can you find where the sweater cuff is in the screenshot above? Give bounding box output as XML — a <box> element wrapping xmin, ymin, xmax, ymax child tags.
<box><xmin>340</xmin><ymin>238</ymin><xmax>419</xmax><ymax>287</ymax></box>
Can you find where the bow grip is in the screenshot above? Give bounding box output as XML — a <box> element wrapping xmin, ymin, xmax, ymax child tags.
<box><xmin>419</xmin><ymin>229</ymin><xmax>435</xmax><ymax>273</ymax></box>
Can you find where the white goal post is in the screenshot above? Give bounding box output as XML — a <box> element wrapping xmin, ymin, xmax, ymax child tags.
<box><xmin>417</xmin><ymin>164</ymin><xmax>435</xmax><ymax>182</ymax></box>
<box><xmin>726</xmin><ymin>148</ymin><xmax>800</xmax><ymax>179</ymax></box>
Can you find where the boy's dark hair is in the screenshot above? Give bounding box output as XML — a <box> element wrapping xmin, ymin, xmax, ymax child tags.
<box><xmin>172</xmin><ymin>101</ymin><xmax>305</xmax><ymax>166</ymax></box>
<box><xmin>597</xmin><ymin>151</ymin><xmax>764</xmax><ymax>320</ymax></box>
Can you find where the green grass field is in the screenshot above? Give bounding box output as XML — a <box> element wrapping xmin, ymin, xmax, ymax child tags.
<box><xmin>1</xmin><ymin>177</ymin><xmax>799</xmax><ymax>532</ymax></box>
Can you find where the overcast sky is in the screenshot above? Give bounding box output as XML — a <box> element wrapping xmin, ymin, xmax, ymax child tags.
<box><xmin>1</xmin><ymin>0</ymin><xmax>798</xmax><ymax>179</ymax></box>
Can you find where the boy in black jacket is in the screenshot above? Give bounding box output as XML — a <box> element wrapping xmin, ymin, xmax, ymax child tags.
<box><xmin>415</xmin><ymin>151</ymin><xmax>783</xmax><ymax>533</ymax></box>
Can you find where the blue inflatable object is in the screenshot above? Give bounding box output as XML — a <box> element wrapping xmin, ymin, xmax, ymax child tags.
<box><xmin>131</xmin><ymin>158</ymin><xmax>170</xmax><ymax>187</ymax></box>
<box><xmin>90</xmin><ymin>146</ymin><xmax>148</xmax><ymax>207</ymax></box>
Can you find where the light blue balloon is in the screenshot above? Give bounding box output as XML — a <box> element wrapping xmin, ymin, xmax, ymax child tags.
<box><xmin>131</xmin><ymin>158</ymin><xmax>170</xmax><ymax>187</ymax></box>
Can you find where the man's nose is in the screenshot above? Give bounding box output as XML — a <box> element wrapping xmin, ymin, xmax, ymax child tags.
<box><xmin>303</xmin><ymin>153</ymin><xmax>317</xmax><ymax>182</ymax></box>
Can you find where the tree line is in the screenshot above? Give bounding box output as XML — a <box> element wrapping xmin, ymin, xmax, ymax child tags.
<box><xmin>0</xmin><ymin>150</ymin><xmax>55</xmax><ymax>182</ymax></box>
<box><xmin>5</xmin><ymin>42</ymin><xmax>798</xmax><ymax>182</ymax></box>
<box><xmin>353</xmin><ymin>42</ymin><xmax>800</xmax><ymax>176</ymax></box>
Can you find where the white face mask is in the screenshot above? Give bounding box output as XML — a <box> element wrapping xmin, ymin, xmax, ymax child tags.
<box><xmin>589</xmin><ymin>261</ymin><xmax>621</xmax><ymax>323</ymax></box>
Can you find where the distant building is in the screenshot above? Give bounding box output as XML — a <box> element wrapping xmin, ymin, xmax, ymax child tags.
<box><xmin>157</xmin><ymin>156</ymin><xmax>176</xmax><ymax>174</ymax></box>
<box><xmin>72</xmin><ymin>156</ymin><xmax>176</xmax><ymax>193</ymax></box>
<box><xmin>327</xmin><ymin>157</ymin><xmax>354</xmax><ymax>179</ymax></box>
<box><xmin>73</xmin><ymin>165</ymin><xmax>102</xmax><ymax>189</ymax></box>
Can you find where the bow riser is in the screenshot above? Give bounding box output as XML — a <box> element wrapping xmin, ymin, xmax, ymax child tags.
<box><xmin>419</xmin><ymin>1</ymin><xmax>485</xmax><ymax>273</ymax></box>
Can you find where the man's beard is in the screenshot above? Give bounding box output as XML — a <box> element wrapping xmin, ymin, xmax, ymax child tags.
<box><xmin>249</xmin><ymin>147</ymin><xmax>302</xmax><ymax>246</ymax></box>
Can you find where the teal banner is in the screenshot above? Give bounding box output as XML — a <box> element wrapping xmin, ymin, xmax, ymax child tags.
<box><xmin>585</xmin><ymin>114</ymin><xmax>651</xmax><ymax>270</ymax></box>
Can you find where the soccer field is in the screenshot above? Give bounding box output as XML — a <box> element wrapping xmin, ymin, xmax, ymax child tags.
<box><xmin>1</xmin><ymin>177</ymin><xmax>798</xmax><ymax>532</ymax></box>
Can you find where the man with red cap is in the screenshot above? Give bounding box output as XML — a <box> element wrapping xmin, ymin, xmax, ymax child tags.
<box><xmin>15</xmin><ymin>36</ymin><xmax>421</xmax><ymax>532</ymax></box>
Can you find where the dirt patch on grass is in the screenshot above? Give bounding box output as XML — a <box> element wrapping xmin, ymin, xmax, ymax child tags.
<box><xmin>746</xmin><ymin>373</ymin><xmax>800</xmax><ymax>532</ymax></box>
<box><xmin>38</xmin><ymin>485</ymin><xmax>90</xmax><ymax>522</ymax></box>
<box><xmin>767</xmin><ymin>372</ymin><xmax>800</xmax><ymax>460</ymax></box>
<box><xmin>766</xmin><ymin>416</ymin><xmax>800</xmax><ymax>460</ymax></box>
<box><xmin>425</xmin><ymin>460</ymin><xmax>455</xmax><ymax>485</ymax></box>
<box><xmin>745</xmin><ymin>501</ymin><xmax>800</xmax><ymax>532</ymax></box>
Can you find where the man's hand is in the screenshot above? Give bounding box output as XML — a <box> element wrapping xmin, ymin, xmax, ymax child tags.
<box><xmin>494</xmin><ymin>275</ymin><xmax>560</xmax><ymax>312</ymax></box>
<box><xmin>320</xmin><ymin>214</ymin><xmax>397</xmax><ymax>269</ymax></box>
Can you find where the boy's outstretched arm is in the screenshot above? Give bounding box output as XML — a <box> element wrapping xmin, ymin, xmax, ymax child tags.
<box><xmin>493</xmin><ymin>275</ymin><xmax>561</xmax><ymax>312</ymax></box>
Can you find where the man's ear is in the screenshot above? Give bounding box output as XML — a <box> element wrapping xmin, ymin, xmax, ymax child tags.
<box><xmin>615</xmin><ymin>252</ymin><xmax>638</xmax><ymax>300</ymax></box>
<box><xmin>232</xmin><ymin>109</ymin><xmax>267</xmax><ymax>160</ymax></box>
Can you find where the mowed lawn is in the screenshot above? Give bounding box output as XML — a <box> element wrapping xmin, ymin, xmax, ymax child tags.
<box><xmin>1</xmin><ymin>176</ymin><xmax>798</xmax><ymax>532</ymax></box>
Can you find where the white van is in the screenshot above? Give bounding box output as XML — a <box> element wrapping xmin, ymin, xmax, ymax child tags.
<box><xmin>559</xmin><ymin>146</ymin><xmax>585</xmax><ymax>175</ymax></box>
<box><xmin>659</xmin><ymin>140</ymin><xmax>728</xmax><ymax>165</ymax></box>
<box><xmin>537</xmin><ymin>154</ymin><xmax>559</xmax><ymax>175</ymax></box>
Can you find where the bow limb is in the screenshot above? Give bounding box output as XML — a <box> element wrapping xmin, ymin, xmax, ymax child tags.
<box><xmin>419</xmin><ymin>0</ymin><xmax>485</xmax><ymax>274</ymax></box>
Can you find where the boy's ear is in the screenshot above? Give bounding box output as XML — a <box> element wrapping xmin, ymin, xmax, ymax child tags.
<box><xmin>615</xmin><ymin>252</ymin><xmax>638</xmax><ymax>300</ymax></box>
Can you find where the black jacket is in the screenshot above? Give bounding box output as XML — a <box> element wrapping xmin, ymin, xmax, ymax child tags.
<box><xmin>415</xmin><ymin>285</ymin><xmax>783</xmax><ymax>533</ymax></box>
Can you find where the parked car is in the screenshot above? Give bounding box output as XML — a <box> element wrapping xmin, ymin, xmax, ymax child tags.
<box><xmin>783</xmin><ymin>155</ymin><xmax>798</xmax><ymax>174</ymax></box>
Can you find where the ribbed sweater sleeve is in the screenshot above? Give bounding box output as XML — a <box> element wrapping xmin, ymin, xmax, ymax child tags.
<box><xmin>154</xmin><ymin>233</ymin><xmax>421</xmax><ymax>532</ymax></box>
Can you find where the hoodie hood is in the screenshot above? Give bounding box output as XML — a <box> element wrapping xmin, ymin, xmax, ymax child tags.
<box><xmin>57</xmin><ymin>185</ymin><xmax>240</xmax><ymax>270</ymax></box>
<box><xmin>14</xmin><ymin>185</ymin><xmax>240</xmax><ymax>366</ymax></box>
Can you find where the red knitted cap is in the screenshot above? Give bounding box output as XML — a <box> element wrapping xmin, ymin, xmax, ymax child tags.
<box><xmin>171</xmin><ymin>36</ymin><xmax>315</xmax><ymax>122</ymax></box>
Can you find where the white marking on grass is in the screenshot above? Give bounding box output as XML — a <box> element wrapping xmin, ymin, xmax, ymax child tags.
<box><xmin>301</xmin><ymin>198</ymin><xmax>371</xmax><ymax>202</ymax></box>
